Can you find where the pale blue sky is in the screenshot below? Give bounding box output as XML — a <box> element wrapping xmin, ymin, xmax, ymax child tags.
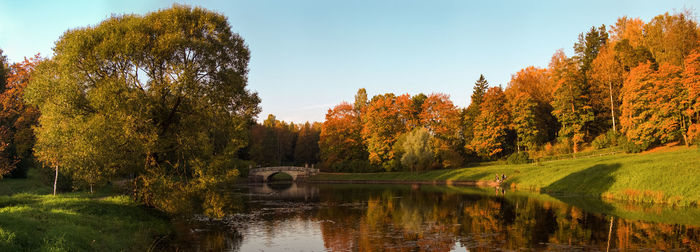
<box><xmin>0</xmin><ymin>0</ymin><xmax>697</xmax><ymax>123</ymax></box>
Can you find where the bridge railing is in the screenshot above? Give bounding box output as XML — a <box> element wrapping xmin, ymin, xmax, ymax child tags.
<box><xmin>249</xmin><ymin>166</ymin><xmax>319</xmax><ymax>174</ymax></box>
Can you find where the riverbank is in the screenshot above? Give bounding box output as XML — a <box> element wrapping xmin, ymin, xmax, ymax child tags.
<box><xmin>311</xmin><ymin>147</ymin><xmax>700</xmax><ymax>206</ymax></box>
<box><xmin>0</xmin><ymin>169</ymin><xmax>171</xmax><ymax>251</ymax></box>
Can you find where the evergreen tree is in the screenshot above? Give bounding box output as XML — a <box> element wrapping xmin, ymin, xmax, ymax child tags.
<box><xmin>574</xmin><ymin>25</ymin><xmax>608</xmax><ymax>76</ymax></box>
<box><xmin>463</xmin><ymin>75</ymin><xmax>489</xmax><ymax>155</ymax></box>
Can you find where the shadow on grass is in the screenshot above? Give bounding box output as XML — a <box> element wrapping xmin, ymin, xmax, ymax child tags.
<box><xmin>542</xmin><ymin>163</ymin><xmax>621</xmax><ymax>214</ymax></box>
<box><xmin>0</xmin><ymin>195</ymin><xmax>169</xmax><ymax>251</ymax></box>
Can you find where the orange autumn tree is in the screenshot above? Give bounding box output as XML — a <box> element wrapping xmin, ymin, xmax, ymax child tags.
<box><xmin>419</xmin><ymin>93</ymin><xmax>463</xmax><ymax>167</ymax></box>
<box><xmin>682</xmin><ymin>49</ymin><xmax>700</xmax><ymax>144</ymax></box>
<box><xmin>0</xmin><ymin>55</ymin><xmax>41</xmax><ymax>178</ymax></box>
<box><xmin>319</xmin><ymin>102</ymin><xmax>368</xmax><ymax>172</ymax></box>
<box><xmin>621</xmin><ymin>62</ymin><xmax>689</xmax><ymax>150</ymax></box>
<box><xmin>643</xmin><ymin>11</ymin><xmax>699</xmax><ymax>67</ymax></box>
<box><xmin>590</xmin><ymin>44</ymin><xmax>625</xmax><ymax>133</ymax></box>
<box><xmin>361</xmin><ymin>94</ymin><xmax>414</xmax><ymax>171</ymax></box>
<box><xmin>469</xmin><ymin>87</ymin><xmax>511</xmax><ymax>159</ymax></box>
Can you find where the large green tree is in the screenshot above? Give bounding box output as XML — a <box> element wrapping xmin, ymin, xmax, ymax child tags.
<box><xmin>26</xmin><ymin>6</ymin><xmax>260</xmax><ymax>201</ymax></box>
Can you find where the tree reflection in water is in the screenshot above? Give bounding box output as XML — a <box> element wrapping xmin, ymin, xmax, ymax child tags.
<box><xmin>162</xmin><ymin>183</ymin><xmax>700</xmax><ymax>251</ymax></box>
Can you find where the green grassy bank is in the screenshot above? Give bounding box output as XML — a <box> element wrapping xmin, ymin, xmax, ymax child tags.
<box><xmin>0</xmin><ymin>169</ymin><xmax>171</xmax><ymax>251</ymax></box>
<box><xmin>311</xmin><ymin>147</ymin><xmax>700</xmax><ymax>206</ymax></box>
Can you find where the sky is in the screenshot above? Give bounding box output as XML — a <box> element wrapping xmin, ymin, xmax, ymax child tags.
<box><xmin>0</xmin><ymin>0</ymin><xmax>697</xmax><ymax>123</ymax></box>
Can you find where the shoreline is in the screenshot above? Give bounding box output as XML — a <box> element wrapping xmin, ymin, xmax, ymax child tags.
<box><xmin>306</xmin><ymin>147</ymin><xmax>700</xmax><ymax>206</ymax></box>
<box><xmin>307</xmin><ymin>178</ymin><xmax>502</xmax><ymax>187</ymax></box>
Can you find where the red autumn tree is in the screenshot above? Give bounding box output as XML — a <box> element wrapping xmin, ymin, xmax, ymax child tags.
<box><xmin>0</xmin><ymin>55</ymin><xmax>41</xmax><ymax>178</ymax></box>
<box><xmin>419</xmin><ymin>93</ymin><xmax>463</xmax><ymax>167</ymax></box>
<box><xmin>319</xmin><ymin>102</ymin><xmax>367</xmax><ymax>171</ymax></box>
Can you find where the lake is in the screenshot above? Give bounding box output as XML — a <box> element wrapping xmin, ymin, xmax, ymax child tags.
<box><xmin>162</xmin><ymin>182</ymin><xmax>700</xmax><ymax>251</ymax></box>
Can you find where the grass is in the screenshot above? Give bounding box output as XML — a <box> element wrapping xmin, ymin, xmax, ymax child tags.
<box><xmin>0</xmin><ymin>169</ymin><xmax>171</xmax><ymax>251</ymax></box>
<box><xmin>269</xmin><ymin>172</ymin><xmax>293</xmax><ymax>181</ymax></box>
<box><xmin>312</xmin><ymin>147</ymin><xmax>700</xmax><ymax>206</ymax></box>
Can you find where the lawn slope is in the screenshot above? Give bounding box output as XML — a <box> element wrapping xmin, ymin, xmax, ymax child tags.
<box><xmin>0</xmin><ymin>169</ymin><xmax>171</xmax><ymax>251</ymax></box>
<box><xmin>312</xmin><ymin>147</ymin><xmax>700</xmax><ymax>206</ymax></box>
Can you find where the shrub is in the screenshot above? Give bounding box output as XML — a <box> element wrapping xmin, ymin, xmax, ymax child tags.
<box><xmin>507</xmin><ymin>152</ymin><xmax>531</xmax><ymax>164</ymax></box>
<box><xmin>591</xmin><ymin>134</ymin><xmax>610</xmax><ymax>149</ymax></box>
<box><xmin>688</xmin><ymin>123</ymin><xmax>700</xmax><ymax>146</ymax></box>
<box><xmin>619</xmin><ymin>135</ymin><xmax>649</xmax><ymax>153</ymax></box>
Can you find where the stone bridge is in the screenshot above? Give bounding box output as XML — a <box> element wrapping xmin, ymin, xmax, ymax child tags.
<box><xmin>248</xmin><ymin>166</ymin><xmax>319</xmax><ymax>182</ymax></box>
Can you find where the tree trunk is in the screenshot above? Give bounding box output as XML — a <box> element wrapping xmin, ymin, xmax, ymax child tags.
<box><xmin>681</xmin><ymin>115</ymin><xmax>689</xmax><ymax>147</ymax></box>
<box><xmin>606</xmin><ymin>216</ymin><xmax>614</xmax><ymax>252</ymax></box>
<box><xmin>609</xmin><ymin>82</ymin><xmax>616</xmax><ymax>132</ymax></box>
<box><xmin>53</xmin><ymin>166</ymin><xmax>58</xmax><ymax>196</ymax></box>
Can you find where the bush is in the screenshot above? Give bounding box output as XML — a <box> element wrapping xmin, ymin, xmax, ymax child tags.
<box><xmin>591</xmin><ymin>134</ymin><xmax>611</xmax><ymax>150</ymax></box>
<box><xmin>619</xmin><ymin>135</ymin><xmax>649</xmax><ymax>153</ymax></box>
<box><xmin>507</xmin><ymin>152</ymin><xmax>531</xmax><ymax>164</ymax></box>
<box><xmin>688</xmin><ymin>123</ymin><xmax>700</xmax><ymax>146</ymax></box>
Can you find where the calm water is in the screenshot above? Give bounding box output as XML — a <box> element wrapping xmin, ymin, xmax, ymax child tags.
<box><xmin>162</xmin><ymin>182</ymin><xmax>700</xmax><ymax>251</ymax></box>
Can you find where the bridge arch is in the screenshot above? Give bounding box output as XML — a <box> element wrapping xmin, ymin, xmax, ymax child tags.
<box><xmin>265</xmin><ymin>171</ymin><xmax>298</xmax><ymax>182</ymax></box>
<box><xmin>248</xmin><ymin>166</ymin><xmax>319</xmax><ymax>183</ymax></box>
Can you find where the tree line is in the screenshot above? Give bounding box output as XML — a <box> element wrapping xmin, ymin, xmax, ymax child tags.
<box><xmin>318</xmin><ymin>11</ymin><xmax>700</xmax><ymax>172</ymax></box>
<box><xmin>245</xmin><ymin>114</ymin><xmax>321</xmax><ymax>168</ymax></box>
<box><xmin>0</xmin><ymin>7</ymin><xmax>697</xmax><ymax>211</ymax></box>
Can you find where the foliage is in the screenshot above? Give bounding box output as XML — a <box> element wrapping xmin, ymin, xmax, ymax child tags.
<box><xmin>247</xmin><ymin>115</ymin><xmax>319</xmax><ymax>167</ymax></box>
<box><xmin>574</xmin><ymin>25</ymin><xmax>608</xmax><ymax>76</ymax></box>
<box><xmin>463</xmin><ymin>75</ymin><xmax>489</xmax><ymax>154</ymax></box>
<box><xmin>591</xmin><ymin>134</ymin><xmax>611</xmax><ymax>150</ymax></box>
<box><xmin>620</xmin><ymin>63</ymin><xmax>688</xmax><ymax>150</ymax></box>
<box><xmin>25</xmin><ymin>6</ymin><xmax>260</xmax><ymax>207</ymax></box>
<box><xmin>361</xmin><ymin>94</ymin><xmax>414</xmax><ymax>171</ymax></box>
<box><xmin>419</xmin><ymin>93</ymin><xmax>462</xmax><ymax>168</ymax></box>
<box><xmin>550</xmin><ymin>50</ymin><xmax>594</xmax><ymax>152</ymax></box>
<box><xmin>643</xmin><ymin>11</ymin><xmax>699</xmax><ymax>67</ymax></box>
<box><xmin>683</xmin><ymin>50</ymin><xmax>700</xmax><ymax>145</ymax></box>
<box><xmin>354</xmin><ymin>88</ymin><xmax>368</xmax><ymax>114</ymax></box>
<box><xmin>319</xmin><ymin>103</ymin><xmax>368</xmax><ymax>172</ymax></box>
<box><xmin>506</xmin><ymin>151</ymin><xmax>531</xmax><ymax>164</ymax></box>
<box><xmin>398</xmin><ymin>128</ymin><xmax>434</xmax><ymax>172</ymax></box>
<box><xmin>509</xmin><ymin>93</ymin><xmax>540</xmax><ymax>151</ymax></box>
<box><xmin>0</xmin><ymin>56</ymin><xmax>41</xmax><ymax>179</ymax></box>
<box><xmin>294</xmin><ymin>122</ymin><xmax>321</xmax><ymax>166</ymax></box>
<box><xmin>469</xmin><ymin>87</ymin><xmax>511</xmax><ymax>159</ymax></box>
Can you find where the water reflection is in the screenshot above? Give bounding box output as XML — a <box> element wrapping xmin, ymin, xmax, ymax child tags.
<box><xmin>162</xmin><ymin>183</ymin><xmax>700</xmax><ymax>251</ymax></box>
